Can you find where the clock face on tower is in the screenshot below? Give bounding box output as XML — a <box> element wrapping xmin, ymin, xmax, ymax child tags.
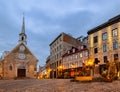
<box><xmin>19</xmin><ymin>45</ymin><xmax>25</xmax><ymax>51</ymax></box>
<box><xmin>19</xmin><ymin>53</ymin><xmax>26</xmax><ymax>59</ymax></box>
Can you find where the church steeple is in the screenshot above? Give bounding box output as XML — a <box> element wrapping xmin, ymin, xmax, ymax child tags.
<box><xmin>21</xmin><ymin>15</ymin><xmax>25</xmax><ymax>34</ymax></box>
<box><xmin>19</xmin><ymin>15</ymin><xmax>27</xmax><ymax>45</ymax></box>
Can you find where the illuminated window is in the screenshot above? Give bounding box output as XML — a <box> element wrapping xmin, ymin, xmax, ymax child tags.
<box><xmin>80</xmin><ymin>53</ymin><xmax>82</xmax><ymax>57</ymax></box>
<box><xmin>113</xmin><ymin>41</ymin><xmax>118</xmax><ymax>49</ymax></box>
<box><xmin>112</xmin><ymin>28</ymin><xmax>118</xmax><ymax>37</ymax></box>
<box><xmin>102</xmin><ymin>32</ymin><xmax>107</xmax><ymax>40</ymax></box>
<box><xmin>103</xmin><ymin>44</ymin><xmax>107</xmax><ymax>52</ymax></box>
<box><xmin>94</xmin><ymin>36</ymin><xmax>98</xmax><ymax>43</ymax></box>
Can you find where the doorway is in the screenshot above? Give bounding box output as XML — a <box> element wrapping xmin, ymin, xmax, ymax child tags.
<box><xmin>17</xmin><ymin>69</ymin><xmax>26</xmax><ymax>77</ymax></box>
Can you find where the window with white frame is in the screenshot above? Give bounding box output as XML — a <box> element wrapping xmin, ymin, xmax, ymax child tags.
<box><xmin>112</xmin><ymin>28</ymin><xmax>118</xmax><ymax>37</ymax></box>
<box><xmin>68</xmin><ymin>50</ymin><xmax>70</xmax><ymax>54</ymax></box>
<box><xmin>84</xmin><ymin>51</ymin><xmax>88</xmax><ymax>56</ymax></box>
<box><xmin>103</xmin><ymin>44</ymin><xmax>107</xmax><ymax>52</ymax></box>
<box><xmin>73</xmin><ymin>48</ymin><xmax>75</xmax><ymax>53</ymax></box>
<box><xmin>80</xmin><ymin>53</ymin><xmax>82</xmax><ymax>57</ymax></box>
<box><xmin>75</xmin><ymin>55</ymin><xmax>77</xmax><ymax>59</ymax></box>
<box><xmin>113</xmin><ymin>41</ymin><xmax>118</xmax><ymax>49</ymax></box>
<box><xmin>102</xmin><ymin>32</ymin><xmax>107</xmax><ymax>40</ymax></box>
<box><xmin>70</xmin><ymin>56</ymin><xmax>72</xmax><ymax>60</ymax></box>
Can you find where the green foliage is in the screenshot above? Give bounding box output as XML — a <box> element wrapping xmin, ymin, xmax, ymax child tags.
<box><xmin>101</xmin><ymin>61</ymin><xmax>118</xmax><ymax>82</ymax></box>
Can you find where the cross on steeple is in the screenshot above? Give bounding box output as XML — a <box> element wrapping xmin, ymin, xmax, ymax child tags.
<box><xmin>19</xmin><ymin>14</ymin><xmax>27</xmax><ymax>45</ymax></box>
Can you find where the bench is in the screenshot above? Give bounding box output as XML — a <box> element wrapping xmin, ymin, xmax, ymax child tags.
<box><xmin>75</xmin><ymin>76</ymin><xmax>92</xmax><ymax>82</ymax></box>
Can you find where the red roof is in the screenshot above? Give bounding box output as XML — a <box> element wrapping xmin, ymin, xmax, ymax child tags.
<box><xmin>62</xmin><ymin>45</ymin><xmax>88</xmax><ymax>57</ymax></box>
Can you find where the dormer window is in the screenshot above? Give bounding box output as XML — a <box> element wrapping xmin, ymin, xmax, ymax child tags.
<box><xmin>81</xmin><ymin>46</ymin><xmax>83</xmax><ymax>49</ymax></box>
<box><xmin>73</xmin><ymin>49</ymin><xmax>75</xmax><ymax>53</ymax></box>
<box><xmin>68</xmin><ymin>50</ymin><xmax>70</xmax><ymax>54</ymax></box>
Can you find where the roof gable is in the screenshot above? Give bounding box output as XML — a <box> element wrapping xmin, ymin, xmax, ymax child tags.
<box><xmin>4</xmin><ymin>42</ymin><xmax>38</xmax><ymax>61</ymax></box>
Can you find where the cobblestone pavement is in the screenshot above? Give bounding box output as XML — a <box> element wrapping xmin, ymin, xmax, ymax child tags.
<box><xmin>0</xmin><ymin>79</ymin><xmax>120</xmax><ymax>92</ymax></box>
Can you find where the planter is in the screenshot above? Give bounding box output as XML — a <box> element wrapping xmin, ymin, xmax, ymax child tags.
<box><xmin>75</xmin><ymin>76</ymin><xmax>92</xmax><ymax>82</ymax></box>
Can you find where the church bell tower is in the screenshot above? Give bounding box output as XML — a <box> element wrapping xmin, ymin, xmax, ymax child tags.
<box><xmin>19</xmin><ymin>16</ymin><xmax>27</xmax><ymax>45</ymax></box>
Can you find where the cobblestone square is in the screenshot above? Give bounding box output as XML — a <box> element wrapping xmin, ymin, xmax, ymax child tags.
<box><xmin>0</xmin><ymin>79</ymin><xmax>120</xmax><ymax>92</ymax></box>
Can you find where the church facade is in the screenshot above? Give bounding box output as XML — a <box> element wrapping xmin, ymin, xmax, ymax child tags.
<box><xmin>0</xmin><ymin>17</ymin><xmax>38</xmax><ymax>79</ymax></box>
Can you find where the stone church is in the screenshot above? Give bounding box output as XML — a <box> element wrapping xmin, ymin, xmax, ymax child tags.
<box><xmin>0</xmin><ymin>17</ymin><xmax>38</xmax><ymax>79</ymax></box>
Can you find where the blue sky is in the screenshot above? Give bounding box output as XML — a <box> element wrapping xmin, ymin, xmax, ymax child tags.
<box><xmin>0</xmin><ymin>0</ymin><xmax>120</xmax><ymax>67</ymax></box>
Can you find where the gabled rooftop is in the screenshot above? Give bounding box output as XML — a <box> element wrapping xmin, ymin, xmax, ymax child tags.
<box><xmin>62</xmin><ymin>45</ymin><xmax>88</xmax><ymax>57</ymax></box>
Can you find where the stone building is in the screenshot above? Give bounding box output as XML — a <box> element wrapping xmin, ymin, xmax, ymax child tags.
<box><xmin>62</xmin><ymin>45</ymin><xmax>89</xmax><ymax>78</ymax></box>
<box><xmin>46</xmin><ymin>56</ymin><xmax>51</xmax><ymax>78</ymax></box>
<box><xmin>49</xmin><ymin>32</ymin><xmax>82</xmax><ymax>78</ymax></box>
<box><xmin>38</xmin><ymin>65</ymin><xmax>46</xmax><ymax>79</ymax></box>
<box><xmin>0</xmin><ymin>17</ymin><xmax>38</xmax><ymax>79</ymax></box>
<box><xmin>87</xmin><ymin>14</ymin><xmax>120</xmax><ymax>77</ymax></box>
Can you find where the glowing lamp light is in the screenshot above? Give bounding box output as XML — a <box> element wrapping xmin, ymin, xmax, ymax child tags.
<box><xmin>86</xmin><ymin>59</ymin><xmax>94</xmax><ymax>66</ymax></box>
<box><xmin>59</xmin><ymin>66</ymin><xmax>62</xmax><ymax>69</ymax></box>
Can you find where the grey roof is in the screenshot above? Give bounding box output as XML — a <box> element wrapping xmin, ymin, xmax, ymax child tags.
<box><xmin>87</xmin><ymin>14</ymin><xmax>120</xmax><ymax>35</ymax></box>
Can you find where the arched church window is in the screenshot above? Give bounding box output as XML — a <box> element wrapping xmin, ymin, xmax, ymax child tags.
<box><xmin>9</xmin><ymin>65</ymin><xmax>12</xmax><ymax>71</ymax></box>
<box><xmin>22</xmin><ymin>37</ymin><xmax>24</xmax><ymax>41</ymax></box>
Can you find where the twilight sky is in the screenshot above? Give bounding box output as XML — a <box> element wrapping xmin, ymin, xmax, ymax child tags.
<box><xmin>0</xmin><ymin>0</ymin><xmax>120</xmax><ymax>67</ymax></box>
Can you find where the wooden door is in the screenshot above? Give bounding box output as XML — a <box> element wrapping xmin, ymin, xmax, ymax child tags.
<box><xmin>17</xmin><ymin>69</ymin><xmax>26</xmax><ymax>77</ymax></box>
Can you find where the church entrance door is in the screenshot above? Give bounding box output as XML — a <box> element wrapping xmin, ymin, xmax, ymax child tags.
<box><xmin>17</xmin><ymin>69</ymin><xmax>26</xmax><ymax>77</ymax></box>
